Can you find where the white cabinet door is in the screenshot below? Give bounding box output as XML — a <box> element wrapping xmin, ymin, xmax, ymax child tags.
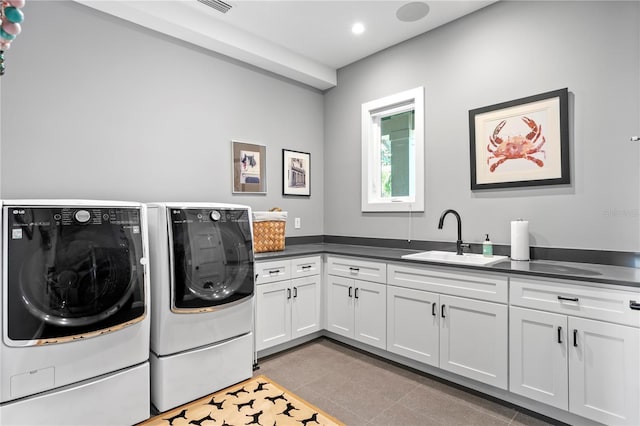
<box><xmin>569</xmin><ymin>316</ymin><xmax>640</xmax><ymax>425</ymax></box>
<box><xmin>255</xmin><ymin>281</ymin><xmax>291</xmax><ymax>351</ymax></box>
<box><xmin>509</xmin><ymin>307</ymin><xmax>568</xmax><ymax>410</ymax></box>
<box><xmin>326</xmin><ymin>275</ymin><xmax>355</xmax><ymax>338</ymax></box>
<box><xmin>353</xmin><ymin>280</ymin><xmax>386</xmax><ymax>349</ymax></box>
<box><xmin>326</xmin><ymin>275</ymin><xmax>386</xmax><ymax>348</ymax></box>
<box><xmin>256</xmin><ymin>256</ymin><xmax>322</xmax><ymax>352</ymax></box>
<box><xmin>387</xmin><ymin>286</ymin><xmax>439</xmax><ymax>366</ymax></box>
<box><xmin>291</xmin><ymin>275</ymin><xmax>321</xmax><ymax>339</ymax></box>
<box><xmin>439</xmin><ymin>294</ymin><xmax>508</xmax><ymax>389</ymax></box>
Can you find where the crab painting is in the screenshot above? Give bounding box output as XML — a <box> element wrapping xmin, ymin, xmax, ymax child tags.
<box><xmin>487</xmin><ymin>116</ymin><xmax>546</xmax><ymax>172</ymax></box>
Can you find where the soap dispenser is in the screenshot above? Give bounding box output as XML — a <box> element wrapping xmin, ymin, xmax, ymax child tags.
<box><xmin>483</xmin><ymin>234</ymin><xmax>493</xmax><ymax>257</ymax></box>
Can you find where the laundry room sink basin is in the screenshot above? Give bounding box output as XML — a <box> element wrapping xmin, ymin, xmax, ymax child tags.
<box><xmin>401</xmin><ymin>250</ymin><xmax>508</xmax><ymax>266</ymax></box>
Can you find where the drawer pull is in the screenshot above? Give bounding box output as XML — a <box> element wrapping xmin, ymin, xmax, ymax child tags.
<box><xmin>557</xmin><ymin>326</ymin><xmax>563</xmax><ymax>344</ymax></box>
<box><xmin>573</xmin><ymin>329</ymin><xmax>578</xmax><ymax>347</ymax></box>
<box><xmin>558</xmin><ymin>295</ymin><xmax>579</xmax><ymax>303</ymax></box>
<box><xmin>349</xmin><ymin>267</ymin><xmax>360</xmax><ymax>273</ymax></box>
<box><xmin>268</xmin><ymin>269</ymin><xmax>281</xmax><ymax>275</ymax></box>
<box><xmin>630</xmin><ymin>300</ymin><xmax>640</xmax><ymax>310</ymax></box>
<box><xmin>301</xmin><ymin>265</ymin><xmax>312</xmax><ymax>271</ymax></box>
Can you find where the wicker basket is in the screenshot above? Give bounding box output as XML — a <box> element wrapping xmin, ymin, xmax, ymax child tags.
<box><xmin>253</xmin><ymin>208</ymin><xmax>287</xmax><ymax>253</ymax></box>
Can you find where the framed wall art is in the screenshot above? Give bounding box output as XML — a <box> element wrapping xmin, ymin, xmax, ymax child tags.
<box><xmin>282</xmin><ymin>149</ymin><xmax>310</xmax><ymax>196</ymax></box>
<box><xmin>232</xmin><ymin>140</ymin><xmax>267</xmax><ymax>194</ymax></box>
<box><xmin>469</xmin><ymin>88</ymin><xmax>569</xmax><ymax>190</ymax></box>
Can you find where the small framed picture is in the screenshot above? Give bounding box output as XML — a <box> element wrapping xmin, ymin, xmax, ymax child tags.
<box><xmin>232</xmin><ymin>140</ymin><xmax>267</xmax><ymax>194</ymax></box>
<box><xmin>282</xmin><ymin>149</ymin><xmax>310</xmax><ymax>196</ymax></box>
<box><xmin>469</xmin><ymin>88</ymin><xmax>570</xmax><ymax>190</ymax></box>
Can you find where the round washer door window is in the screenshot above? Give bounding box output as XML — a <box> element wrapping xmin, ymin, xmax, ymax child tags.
<box><xmin>20</xmin><ymin>235</ymin><xmax>137</xmax><ymax>327</ymax></box>
<box><xmin>170</xmin><ymin>208</ymin><xmax>254</xmax><ymax>310</ymax></box>
<box><xmin>5</xmin><ymin>207</ymin><xmax>147</xmax><ymax>344</ymax></box>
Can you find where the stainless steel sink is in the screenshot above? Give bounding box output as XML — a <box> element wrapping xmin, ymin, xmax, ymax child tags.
<box><xmin>401</xmin><ymin>250</ymin><xmax>508</xmax><ymax>266</ymax></box>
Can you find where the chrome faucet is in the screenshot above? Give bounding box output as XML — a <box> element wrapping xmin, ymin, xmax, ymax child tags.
<box><xmin>438</xmin><ymin>209</ymin><xmax>470</xmax><ymax>255</ymax></box>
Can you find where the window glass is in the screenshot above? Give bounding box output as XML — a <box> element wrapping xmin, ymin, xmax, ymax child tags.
<box><xmin>380</xmin><ymin>109</ymin><xmax>414</xmax><ymax>199</ymax></box>
<box><xmin>362</xmin><ymin>87</ymin><xmax>424</xmax><ymax>212</ymax></box>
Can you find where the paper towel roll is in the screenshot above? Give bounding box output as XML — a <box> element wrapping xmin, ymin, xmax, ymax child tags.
<box><xmin>511</xmin><ymin>220</ymin><xmax>530</xmax><ymax>261</ymax></box>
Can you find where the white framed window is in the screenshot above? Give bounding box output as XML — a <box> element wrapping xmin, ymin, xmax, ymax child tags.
<box><xmin>361</xmin><ymin>87</ymin><xmax>424</xmax><ymax>212</ymax></box>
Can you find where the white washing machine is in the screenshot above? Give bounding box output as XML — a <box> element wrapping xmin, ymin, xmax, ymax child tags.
<box><xmin>147</xmin><ymin>202</ymin><xmax>255</xmax><ymax>412</ymax></box>
<box><xmin>0</xmin><ymin>200</ymin><xmax>151</xmax><ymax>426</ymax></box>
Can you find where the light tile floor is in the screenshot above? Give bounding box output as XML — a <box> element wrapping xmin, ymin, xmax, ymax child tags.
<box><xmin>256</xmin><ymin>338</ymin><xmax>562</xmax><ymax>426</ymax></box>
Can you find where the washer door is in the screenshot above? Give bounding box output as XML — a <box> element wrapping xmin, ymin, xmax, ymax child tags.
<box><xmin>5</xmin><ymin>206</ymin><xmax>146</xmax><ymax>345</ymax></box>
<box><xmin>169</xmin><ymin>208</ymin><xmax>254</xmax><ymax>311</ymax></box>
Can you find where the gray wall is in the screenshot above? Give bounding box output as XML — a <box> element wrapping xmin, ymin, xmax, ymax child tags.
<box><xmin>0</xmin><ymin>1</ymin><xmax>325</xmax><ymax>237</ymax></box>
<box><xmin>2</xmin><ymin>1</ymin><xmax>639</xmax><ymax>253</ymax></box>
<box><xmin>324</xmin><ymin>1</ymin><xmax>640</xmax><ymax>252</ymax></box>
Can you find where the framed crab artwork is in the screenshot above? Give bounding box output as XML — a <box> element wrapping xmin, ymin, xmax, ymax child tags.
<box><xmin>469</xmin><ymin>88</ymin><xmax>569</xmax><ymax>190</ymax></box>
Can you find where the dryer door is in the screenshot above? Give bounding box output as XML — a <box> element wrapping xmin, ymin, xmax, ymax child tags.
<box><xmin>169</xmin><ymin>207</ymin><xmax>254</xmax><ymax>311</ymax></box>
<box><xmin>4</xmin><ymin>206</ymin><xmax>147</xmax><ymax>346</ymax></box>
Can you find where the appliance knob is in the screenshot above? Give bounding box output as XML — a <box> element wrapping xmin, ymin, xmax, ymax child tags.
<box><xmin>74</xmin><ymin>210</ymin><xmax>91</xmax><ymax>223</ymax></box>
<box><xmin>210</xmin><ymin>210</ymin><xmax>221</xmax><ymax>221</ymax></box>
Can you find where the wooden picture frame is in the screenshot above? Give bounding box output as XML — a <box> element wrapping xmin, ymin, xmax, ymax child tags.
<box><xmin>469</xmin><ymin>88</ymin><xmax>569</xmax><ymax>190</ymax></box>
<box><xmin>282</xmin><ymin>149</ymin><xmax>310</xmax><ymax>196</ymax></box>
<box><xmin>232</xmin><ymin>140</ymin><xmax>267</xmax><ymax>194</ymax></box>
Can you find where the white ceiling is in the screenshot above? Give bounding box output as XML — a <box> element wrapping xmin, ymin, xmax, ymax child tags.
<box><xmin>75</xmin><ymin>0</ymin><xmax>497</xmax><ymax>90</ymax></box>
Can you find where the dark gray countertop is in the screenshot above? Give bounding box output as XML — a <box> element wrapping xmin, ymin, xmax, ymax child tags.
<box><xmin>255</xmin><ymin>243</ymin><xmax>640</xmax><ymax>288</ymax></box>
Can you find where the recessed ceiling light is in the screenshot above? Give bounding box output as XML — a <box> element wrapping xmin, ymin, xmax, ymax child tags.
<box><xmin>351</xmin><ymin>22</ymin><xmax>365</xmax><ymax>35</ymax></box>
<box><xmin>396</xmin><ymin>2</ymin><xmax>430</xmax><ymax>22</ymax></box>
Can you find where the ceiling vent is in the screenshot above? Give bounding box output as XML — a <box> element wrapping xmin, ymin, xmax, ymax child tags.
<box><xmin>197</xmin><ymin>0</ymin><xmax>232</xmax><ymax>14</ymax></box>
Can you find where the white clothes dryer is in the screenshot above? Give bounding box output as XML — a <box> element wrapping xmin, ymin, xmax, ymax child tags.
<box><xmin>0</xmin><ymin>200</ymin><xmax>151</xmax><ymax>425</ymax></box>
<box><xmin>147</xmin><ymin>202</ymin><xmax>255</xmax><ymax>412</ymax></box>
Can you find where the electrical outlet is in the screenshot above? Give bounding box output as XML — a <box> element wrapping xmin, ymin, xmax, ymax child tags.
<box><xmin>294</xmin><ymin>217</ymin><xmax>301</xmax><ymax>229</ymax></box>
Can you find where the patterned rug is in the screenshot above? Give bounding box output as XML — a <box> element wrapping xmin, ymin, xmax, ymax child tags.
<box><xmin>138</xmin><ymin>375</ymin><xmax>345</xmax><ymax>426</ymax></box>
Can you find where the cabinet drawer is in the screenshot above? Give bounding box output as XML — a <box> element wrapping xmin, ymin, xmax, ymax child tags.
<box><xmin>510</xmin><ymin>277</ymin><xmax>640</xmax><ymax>327</ymax></box>
<box><xmin>255</xmin><ymin>259</ymin><xmax>291</xmax><ymax>284</ymax></box>
<box><xmin>327</xmin><ymin>256</ymin><xmax>387</xmax><ymax>284</ymax></box>
<box><xmin>291</xmin><ymin>256</ymin><xmax>322</xmax><ymax>278</ymax></box>
<box><xmin>387</xmin><ymin>263</ymin><xmax>508</xmax><ymax>303</ymax></box>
